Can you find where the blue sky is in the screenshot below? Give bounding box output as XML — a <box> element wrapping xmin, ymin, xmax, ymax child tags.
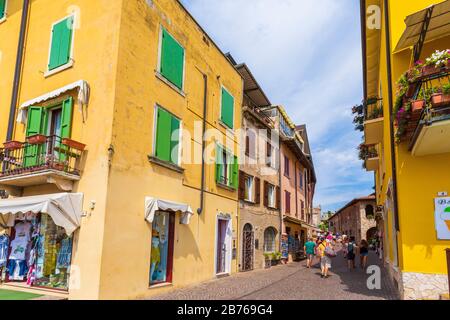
<box><xmin>182</xmin><ymin>0</ymin><xmax>375</xmax><ymax>213</ymax></box>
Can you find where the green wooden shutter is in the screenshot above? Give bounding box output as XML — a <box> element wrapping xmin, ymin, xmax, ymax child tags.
<box><xmin>215</xmin><ymin>144</ymin><xmax>224</xmax><ymax>184</ymax></box>
<box><xmin>24</xmin><ymin>107</ymin><xmax>45</xmax><ymax>167</ymax></box>
<box><xmin>221</xmin><ymin>88</ymin><xmax>234</xmax><ymax>129</ymax></box>
<box><xmin>231</xmin><ymin>155</ymin><xmax>239</xmax><ymax>189</ymax></box>
<box><xmin>170</xmin><ymin>116</ymin><xmax>180</xmax><ymax>165</ymax></box>
<box><xmin>61</xmin><ymin>97</ymin><xmax>73</xmax><ymax>138</ymax></box>
<box><xmin>0</xmin><ymin>0</ymin><xmax>6</xmax><ymax>19</ymax></box>
<box><xmin>155</xmin><ymin>108</ymin><xmax>172</xmax><ymax>162</ymax></box>
<box><xmin>160</xmin><ymin>28</ymin><xmax>184</xmax><ymax>90</ymax></box>
<box><xmin>49</xmin><ymin>16</ymin><xmax>73</xmax><ymax>70</ymax></box>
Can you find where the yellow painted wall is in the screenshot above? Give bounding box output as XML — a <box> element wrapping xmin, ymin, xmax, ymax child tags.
<box><xmin>0</xmin><ymin>0</ymin><xmax>21</xmax><ymax>142</ymax></box>
<box><xmin>96</xmin><ymin>0</ymin><xmax>243</xmax><ymax>299</ymax></box>
<box><xmin>373</xmin><ymin>0</ymin><xmax>450</xmax><ymax>276</ymax></box>
<box><xmin>2</xmin><ymin>0</ymin><xmax>124</xmax><ymax>299</ymax></box>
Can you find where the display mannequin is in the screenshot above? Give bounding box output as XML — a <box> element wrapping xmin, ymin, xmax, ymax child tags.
<box><xmin>150</xmin><ymin>237</ymin><xmax>161</xmax><ymax>282</ymax></box>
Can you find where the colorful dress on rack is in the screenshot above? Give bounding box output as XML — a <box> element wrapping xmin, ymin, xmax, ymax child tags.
<box><xmin>0</xmin><ymin>235</ymin><xmax>9</xmax><ymax>268</ymax></box>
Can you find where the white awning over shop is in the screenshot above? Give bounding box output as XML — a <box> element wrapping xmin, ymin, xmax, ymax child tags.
<box><xmin>145</xmin><ymin>197</ymin><xmax>193</xmax><ymax>225</ymax></box>
<box><xmin>16</xmin><ymin>80</ymin><xmax>90</xmax><ymax>124</ymax></box>
<box><xmin>0</xmin><ymin>193</ymin><xmax>83</xmax><ymax>235</ymax></box>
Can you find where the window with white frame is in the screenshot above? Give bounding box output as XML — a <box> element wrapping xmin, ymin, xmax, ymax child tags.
<box><xmin>0</xmin><ymin>0</ymin><xmax>7</xmax><ymax>21</ymax></box>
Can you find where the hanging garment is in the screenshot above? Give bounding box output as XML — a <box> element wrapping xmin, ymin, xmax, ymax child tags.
<box><xmin>56</xmin><ymin>238</ymin><xmax>72</xmax><ymax>268</ymax></box>
<box><xmin>0</xmin><ymin>235</ymin><xmax>9</xmax><ymax>267</ymax></box>
<box><xmin>7</xmin><ymin>260</ymin><xmax>28</xmax><ymax>280</ymax></box>
<box><xmin>26</xmin><ymin>265</ymin><xmax>36</xmax><ymax>286</ymax></box>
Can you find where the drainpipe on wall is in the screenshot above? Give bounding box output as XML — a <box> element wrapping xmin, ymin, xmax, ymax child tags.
<box><xmin>384</xmin><ymin>0</ymin><xmax>401</xmax><ymax>265</ymax></box>
<box><xmin>6</xmin><ymin>0</ymin><xmax>30</xmax><ymax>142</ymax></box>
<box><xmin>197</xmin><ymin>73</ymin><xmax>208</xmax><ymax>215</ymax></box>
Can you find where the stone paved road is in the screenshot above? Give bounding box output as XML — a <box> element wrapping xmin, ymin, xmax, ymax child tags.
<box><xmin>149</xmin><ymin>251</ymin><xmax>399</xmax><ymax>300</ymax></box>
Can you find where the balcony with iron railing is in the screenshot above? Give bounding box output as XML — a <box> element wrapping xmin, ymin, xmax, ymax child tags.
<box><xmin>0</xmin><ymin>135</ymin><xmax>85</xmax><ymax>191</ymax></box>
<box><xmin>359</xmin><ymin>144</ymin><xmax>379</xmax><ymax>172</ymax></box>
<box><xmin>395</xmin><ymin>50</ymin><xmax>450</xmax><ymax>156</ymax></box>
<box><xmin>363</xmin><ymin>99</ymin><xmax>384</xmax><ymax>145</ymax></box>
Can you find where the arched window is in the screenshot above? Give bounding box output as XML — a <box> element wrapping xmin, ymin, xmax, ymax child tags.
<box><xmin>264</xmin><ymin>227</ymin><xmax>277</xmax><ymax>253</ymax></box>
<box><xmin>365</xmin><ymin>205</ymin><xmax>374</xmax><ymax>219</ymax></box>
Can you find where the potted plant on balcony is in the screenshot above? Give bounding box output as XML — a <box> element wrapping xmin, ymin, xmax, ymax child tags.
<box><xmin>26</xmin><ymin>134</ymin><xmax>47</xmax><ymax>145</ymax></box>
<box><xmin>423</xmin><ymin>49</ymin><xmax>450</xmax><ymax>76</ymax></box>
<box><xmin>3</xmin><ymin>141</ymin><xmax>23</xmax><ymax>150</ymax></box>
<box><xmin>62</xmin><ymin>138</ymin><xmax>86</xmax><ymax>151</ymax></box>
<box><xmin>431</xmin><ymin>83</ymin><xmax>450</xmax><ymax>107</ymax></box>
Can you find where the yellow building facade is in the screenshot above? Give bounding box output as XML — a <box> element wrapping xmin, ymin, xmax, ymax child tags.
<box><xmin>0</xmin><ymin>0</ymin><xmax>242</xmax><ymax>300</ymax></box>
<box><xmin>361</xmin><ymin>0</ymin><xmax>450</xmax><ymax>300</ymax></box>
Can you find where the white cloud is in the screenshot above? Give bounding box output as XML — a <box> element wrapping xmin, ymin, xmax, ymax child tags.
<box><xmin>182</xmin><ymin>0</ymin><xmax>371</xmax><ymax>210</ymax></box>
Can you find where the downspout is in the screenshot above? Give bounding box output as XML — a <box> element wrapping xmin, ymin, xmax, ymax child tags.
<box><xmin>278</xmin><ymin>119</ymin><xmax>283</xmax><ymax>252</ymax></box>
<box><xmin>384</xmin><ymin>0</ymin><xmax>401</xmax><ymax>262</ymax></box>
<box><xmin>197</xmin><ymin>73</ymin><xmax>208</xmax><ymax>215</ymax></box>
<box><xmin>6</xmin><ymin>0</ymin><xmax>30</xmax><ymax>142</ymax></box>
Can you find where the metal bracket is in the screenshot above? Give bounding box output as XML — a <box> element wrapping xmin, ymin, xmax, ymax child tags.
<box><xmin>413</xmin><ymin>6</ymin><xmax>434</xmax><ymax>62</ymax></box>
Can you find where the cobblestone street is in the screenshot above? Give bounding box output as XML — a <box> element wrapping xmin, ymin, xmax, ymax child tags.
<box><xmin>149</xmin><ymin>251</ymin><xmax>399</xmax><ymax>300</ymax></box>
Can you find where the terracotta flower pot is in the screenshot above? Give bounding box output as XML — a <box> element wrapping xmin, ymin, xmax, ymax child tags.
<box><xmin>3</xmin><ymin>141</ymin><xmax>23</xmax><ymax>150</ymax></box>
<box><xmin>27</xmin><ymin>134</ymin><xmax>47</xmax><ymax>145</ymax></box>
<box><xmin>62</xmin><ymin>138</ymin><xmax>86</xmax><ymax>151</ymax></box>
<box><xmin>431</xmin><ymin>93</ymin><xmax>450</xmax><ymax>107</ymax></box>
<box><xmin>411</xmin><ymin>100</ymin><xmax>425</xmax><ymax>112</ymax></box>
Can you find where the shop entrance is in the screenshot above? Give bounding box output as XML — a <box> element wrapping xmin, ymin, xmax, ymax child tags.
<box><xmin>216</xmin><ymin>217</ymin><xmax>231</xmax><ymax>275</ymax></box>
<box><xmin>150</xmin><ymin>211</ymin><xmax>175</xmax><ymax>286</ymax></box>
<box><xmin>242</xmin><ymin>223</ymin><xmax>254</xmax><ymax>272</ymax></box>
<box><xmin>0</xmin><ymin>213</ymin><xmax>73</xmax><ymax>291</ymax></box>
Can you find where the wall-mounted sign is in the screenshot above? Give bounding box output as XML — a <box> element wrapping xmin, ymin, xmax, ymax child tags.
<box><xmin>435</xmin><ymin>197</ymin><xmax>450</xmax><ymax>240</ymax></box>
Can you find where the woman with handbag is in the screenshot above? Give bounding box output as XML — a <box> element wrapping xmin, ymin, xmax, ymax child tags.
<box><xmin>318</xmin><ymin>238</ymin><xmax>336</xmax><ymax>279</ymax></box>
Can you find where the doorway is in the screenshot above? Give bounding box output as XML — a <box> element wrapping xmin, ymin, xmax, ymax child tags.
<box><xmin>216</xmin><ymin>217</ymin><xmax>231</xmax><ymax>275</ymax></box>
<box><xmin>242</xmin><ymin>223</ymin><xmax>254</xmax><ymax>272</ymax></box>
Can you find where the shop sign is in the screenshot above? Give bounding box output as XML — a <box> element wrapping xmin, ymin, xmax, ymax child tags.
<box><xmin>435</xmin><ymin>197</ymin><xmax>450</xmax><ymax>240</ymax></box>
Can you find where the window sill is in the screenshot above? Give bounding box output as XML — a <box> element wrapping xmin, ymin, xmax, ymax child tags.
<box><xmin>217</xmin><ymin>182</ymin><xmax>236</xmax><ymax>192</ymax></box>
<box><xmin>218</xmin><ymin>120</ymin><xmax>234</xmax><ymax>132</ymax></box>
<box><xmin>243</xmin><ymin>199</ymin><xmax>256</xmax><ymax>205</ymax></box>
<box><xmin>149</xmin><ymin>282</ymin><xmax>173</xmax><ymax>290</ymax></box>
<box><xmin>0</xmin><ymin>17</ymin><xmax>6</xmax><ymax>24</ymax></box>
<box><xmin>148</xmin><ymin>155</ymin><xmax>184</xmax><ymax>174</ymax></box>
<box><xmin>155</xmin><ymin>71</ymin><xmax>186</xmax><ymax>98</ymax></box>
<box><xmin>44</xmin><ymin>61</ymin><xmax>74</xmax><ymax>78</ymax></box>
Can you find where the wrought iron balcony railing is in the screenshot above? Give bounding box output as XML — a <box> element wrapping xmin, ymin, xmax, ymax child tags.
<box><xmin>0</xmin><ymin>135</ymin><xmax>85</xmax><ymax>178</ymax></box>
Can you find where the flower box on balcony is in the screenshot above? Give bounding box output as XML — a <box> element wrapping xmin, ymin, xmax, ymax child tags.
<box><xmin>27</xmin><ymin>134</ymin><xmax>47</xmax><ymax>145</ymax></box>
<box><xmin>422</xmin><ymin>65</ymin><xmax>441</xmax><ymax>77</ymax></box>
<box><xmin>431</xmin><ymin>93</ymin><xmax>450</xmax><ymax>107</ymax></box>
<box><xmin>411</xmin><ymin>99</ymin><xmax>425</xmax><ymax>112</ymax></box>
<box><xmin>3</xmin><ymin>141</ymin><xmax>23</xmax><ymax>150</ymax></box>
<box><xmin>62</xmin><ymin>138</ymin><xmax>86</xmax><ymax>151</ymax></box>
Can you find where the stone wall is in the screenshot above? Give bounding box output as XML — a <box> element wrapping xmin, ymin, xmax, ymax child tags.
<box><xmin>402</xmin><ymin>272</ymin><xmax>449</xmax><ymax>300</ymax></box>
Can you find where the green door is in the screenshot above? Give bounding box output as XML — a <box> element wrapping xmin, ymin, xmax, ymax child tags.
<box><xmin>24</xmin><ymin>107</ymin><xmax>45</xmax><ymax>168</ymax></box>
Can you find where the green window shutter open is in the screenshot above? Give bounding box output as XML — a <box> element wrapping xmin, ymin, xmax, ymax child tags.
<box><xmin>155</xmin><ymin>108</ymin><xmax>172</xmax><ymax>162</ymax></box>
<box><xmin>215</xmin><ymin>144</ymin><xmax>224</xmax><ymax>184</ymax></box>
<box><xmin>231</xmin><ymin>155</ymin><xmax>239</xmax><ymax>189</ymax></box>
<box><xmin>160</xmin><ymin>28</ymin><xmax>184</xmax><ymax>90</ymax></box>
<box><xmin>0</xmin><ymin>0</ymin><xmax>6</xmax><ymax>19</ymax></box>
<box><xmin>170</xmin><ymin>116</ymin><xmax>180</xmax><ymax>165</ymax></box>
<box><xmin>61</xmin><ymin>97</ymin><xmax>73</xmax><ymax>138</ymax></box>
<box><xmin>24</xmin><ymin>106</ymin><xmax>45</xmax><ymax>167</ymax></box>
<box><xmin>221</xmin><ymin>88</ymin><xmax>234</xmax><ymax>129</ymax></box>
<box><xmin>49</xmin><ymin>16</ymin><xmax>74</xmax><ymax>70</ymax></box>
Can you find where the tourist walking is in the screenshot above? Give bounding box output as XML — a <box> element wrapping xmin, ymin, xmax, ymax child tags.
<box><xmin>359</xmin><ymin>239</ymin><xmax>369</xmax><ymax>269</ymax></box>
<box><xmin>347</xmin><ymin>236</ymin><xmax>357</xmax><ymax>270</ymax></box>
<box><xmin>318</xmin><ymin>238</ymin><xmax>336</xmax><ymax>278</ymax></box>
<box><xmin>304</xmin><ymin>238</ymin><xmax>316</xmax><ymax>269</ymax></box>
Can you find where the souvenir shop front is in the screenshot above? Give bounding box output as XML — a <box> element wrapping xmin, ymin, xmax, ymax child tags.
<box><xmin>0</xmin><ymin>193</ymin><xmax>83</xmax><ymax>291</ymax></box>
<box><xmin>145</xmin><ymin>197</ymin><xmax>193</xmax><ymax>286</ymax></box>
